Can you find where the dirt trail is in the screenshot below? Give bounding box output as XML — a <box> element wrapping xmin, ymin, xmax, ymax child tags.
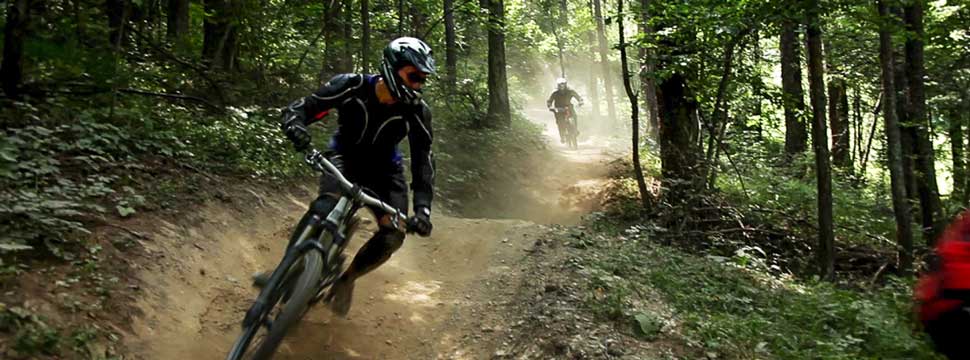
<box><xmin>124</xmin><ymin>109</ymin><xmax>620</xmax><ymax>359</ymax></box>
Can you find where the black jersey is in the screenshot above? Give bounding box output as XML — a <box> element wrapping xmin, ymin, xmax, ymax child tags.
<box><xmin>285</xmin><ymin>73</ymin><xmax>435</xmax><ymax>210</ymax></box>
<box><xmin>546</xmin><ymin>88</ymin><xmax>583</xmax><ymax>108</ymax></box>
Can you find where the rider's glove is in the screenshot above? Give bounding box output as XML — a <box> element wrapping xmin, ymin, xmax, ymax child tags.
<box><xmin>282</xmin><ymin>115</ymin><xmax>311</xmax><ymax>151</ymax></box>
<box><xmin>411</xmin><ymin>207</ymin><xmax>433</xmax><ymax>237</ymax></box>
<box><xmin>578</xmin><ymin>101</ymin><xmax>584</xmax><ymax>107</ymax></box>
<box><xmin>548</xmin><ymin>107</ymin><xmax>555</xmax><ymax>112</ymax></box>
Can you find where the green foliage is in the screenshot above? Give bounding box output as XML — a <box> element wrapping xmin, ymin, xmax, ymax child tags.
<box><xmin>429</xmin><ymin>103</ymin><xmax>546</xmax><ymax>210</ymax></box>
<box><xmin>0</xmin><ymin>96</ymin><xmax>302</xmax><ymax>257</ymax></box>
<box><xmin>0</xmin><ymin>305</ymin><xmax>62</xmax><ymax>356</ymax></box>
<box><xmin>574</xmin><ymin>227</ymin><xmax>940</xmax><ymax>359</ymax></box>
<box><xmin>706</xmin><ymin>134</ymin><xmax>911</xmax><ymax>276</ymax></box>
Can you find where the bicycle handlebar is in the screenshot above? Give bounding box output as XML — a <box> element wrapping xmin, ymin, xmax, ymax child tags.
<box><xmin>303</xmin><ymin>148</ymin><xmax>412</xmax><ymax>229</ymax></box>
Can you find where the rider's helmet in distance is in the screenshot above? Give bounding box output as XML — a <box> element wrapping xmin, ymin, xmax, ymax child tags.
<box><xmin>556</xmin><ymin>77</ymin><xmax>568</xmax><ymax>91</ymax></box>
<box><xmin>380</xmin><ymin>37</ymin><xmax>436</xmax><ymax>105</ymax></box>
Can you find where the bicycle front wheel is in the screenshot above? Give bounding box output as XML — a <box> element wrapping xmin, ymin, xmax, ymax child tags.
<box><xmin>226</xmin><ymin>250</ymin><xmax>324</xmax><ymax>360</ymax></box>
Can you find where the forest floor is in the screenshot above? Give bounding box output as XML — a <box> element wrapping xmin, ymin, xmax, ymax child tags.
<box><xmin>117</xmin><ymin>109</ymin><xmax>655</xmax><ymax>359</ymax></box>
<box><xmin>3</xmin><ymin>106</ymin><xmax>938</xmax><ymax>359</ymax></box>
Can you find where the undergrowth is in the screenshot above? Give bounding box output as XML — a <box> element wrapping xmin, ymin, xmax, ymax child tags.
<box><xmin>0</xmin><ymin>97</ymin><xmax>297</xmax><ymax>257</ymax></box>
<box><xmin>0</xmin><ymin>86</ymin><xmax>542</xmax><ymax>258</ymax></box>
<box><xmin>574</xmin><ymin>224</ymin><xmax>939</xmax><ymax>359</ymax></box>
<box><xmin>566</xmin><ymin>134</ymin><xmax>943</xmax><ymax>359</ymax></box>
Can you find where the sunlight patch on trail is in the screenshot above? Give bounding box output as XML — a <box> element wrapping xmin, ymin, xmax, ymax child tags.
<box><xmin>384</xmin><ymin>280</ymin><xmax>443</xmax><ymax>306</ymax></box>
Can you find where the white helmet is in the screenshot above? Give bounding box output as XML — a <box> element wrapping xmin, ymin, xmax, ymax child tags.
<box><xmin>556</xmin><ymin>77</ymin><xmax>567</xmax><ymax>90</ymax></box>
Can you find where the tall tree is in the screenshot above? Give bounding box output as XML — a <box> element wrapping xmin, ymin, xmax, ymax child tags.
<box><xmin>106</xmin><ymin>0</ymin><xmax>130</xmax><ymax>48</ymax></box>
<box><xmin>592</xmin><ymin>0</ymin><xmax>617</xmax><ymax>122</ymax></box>
<box><xmin>806</xmin><ymin>0</ymin><xmax>834</xmax><ymax>281</ymax></box>
<box><xmin>829</xmin><ymin>79</ymin><xmax>851</xmax><ymax>170</ymax></box>
<box><xmin>360</xmin><ymin>0</ymin><xmax>371</xmax><ymax>73</ymax></box>
<box><xmin>586</xmin><ymin>33</ymin><xmax>601</xmax><ymax>119</ymax></box>
<box><xmin>904</xmin><ymin>0</ymin><xmax>944</xmax><ymax>244</ymax></box>
<box><xmin>342</xmin><ymin>0</ymin><xmax>354</xmax><ymax>73</ymax></box>
<box><xmin>202</xmin><ymin>0</ymin><xmax>237</xmax><ymax>69</ymax></box>
<box><xmin>949</xmin><ymin>107</ymin><xmax>965</xmax><ymax>205</ymax></box>
<box><xmin>638</xmin><ymin>0</ymin><xmax>660</xmax><ymax>140</ymax></box>
<box><xmin>320</xmin><ymin>0</ymin><xmax>341</xmax><ymax>80</ymax></box>
<box><xmin>485</xmin><ymin>0</ymin><xmax>511</xmax><ymax>126</ymax></box>
<box><xmin>618</xmin><ymin>0</ymin><xmax>649</xmax><ymax>207</ymax></box>
<box><xmin>554</xmin><ymin>0</ymin><xmax>568</xmax><ymax>77</ymax></box>
<box><xmin>166</xmin><ymin>0</ymin><xmax>189</xmax><ymax>43</ymax></box>
<box><xmin>1</xmin><ymin>0</ymin><xmax>30</xmax><ymax>99</ymax></box>
<box><xmin>877</xmin><ymin>0</ymin><xmax>914</xmax><ymax>273</ymax></box>
<box><xmin>961</xmin><ymin>89</ymin><xmax>970</xmax><ymax>204</ymax></box>
<box><xmin>655</xmin><ymin>8</ymin><xmax>701</xmax><ymax>198</ymax></box>
<box><xmin>895</xmin><ymin>52</ymin><xmax>918</xmax><ymax>201</ymax></box>
<box><xmin>444</xmin><ymin>0</ymin><xmax>457</xmax><ymax>89</ymax></box>
<box><xmin>781</xmin><ymin>14</ymin><xmax>808</xmax><ymax>156</ymax></box>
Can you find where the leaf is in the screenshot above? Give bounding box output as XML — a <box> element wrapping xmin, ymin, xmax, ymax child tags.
<box><xmin>0</xmin><ymin>242</ymin><xmax>33</xmax><ymax>252</ymax></box>
<box><xmin>633</xmin><ymin>312</ymin><xmax>662</xmax><ymax>340</ymax></box>
<box><xmin>116</xmin><ymin>205</ymin><xmax>136</xmax><ymax>217</ymax></box>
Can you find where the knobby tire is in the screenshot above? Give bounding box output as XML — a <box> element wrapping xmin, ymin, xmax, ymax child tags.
<box><xmin>227</xmin><ymin>250</ymin><xmax>325</xmax><ymax>360</ymax></box>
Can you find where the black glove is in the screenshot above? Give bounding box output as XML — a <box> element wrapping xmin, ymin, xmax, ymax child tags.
<box><xmin>282</xmin><ymin>118</ymin><xmax>311</xmax><ymax>151</ymax></box>
<box><xmin>411</xmin><ymin>207</ymin><xmax>433</xmax><ymax>237</ymax></box>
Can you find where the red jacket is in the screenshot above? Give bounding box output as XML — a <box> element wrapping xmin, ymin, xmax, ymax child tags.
<box><xmin>917</xmin><ymin>211</ymin><xmax>970</xmax><ymax>323</ymax></box>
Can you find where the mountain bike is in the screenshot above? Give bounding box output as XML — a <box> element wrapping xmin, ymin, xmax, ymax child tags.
<box><xmin>550</xmin><ymin>106</ymin><xmax>579</xmax><ymax>149</ymax></box>
<box><xmin>226</xmin><ymin>148</ymin><xmax>416</xmax><ymax>360</ymax></box>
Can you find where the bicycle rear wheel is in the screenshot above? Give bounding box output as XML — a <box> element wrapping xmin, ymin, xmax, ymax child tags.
<box><xmin>226</xmin><ymin>250</ymin><xmax>324</xmax><ymax>360</ymax></box>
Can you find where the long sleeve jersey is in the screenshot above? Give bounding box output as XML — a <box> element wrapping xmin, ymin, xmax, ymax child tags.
<box><xmin>546</xmin><ymin>88</ymin><xmax>584</xmax><ymax>108</ymax></box>
<box><xmin>282</xmin><ymin>73</ymin><xmax>436</xmax><ymax>210</ymax></box>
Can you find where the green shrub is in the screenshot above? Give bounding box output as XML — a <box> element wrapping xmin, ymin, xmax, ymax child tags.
<box><xmin>577</xmin><ymin>230</ymin><xmax>940</xmax><ymax>359</ymax></box>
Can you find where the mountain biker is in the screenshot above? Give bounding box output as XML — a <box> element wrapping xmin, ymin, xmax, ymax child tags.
<box><xmin>917</xmin><ymin>210</ymin><xmax>970</xmax><ymax>359</ymax></box>
<box><xmin>266</xmin><ymin>37</ymin><xmax>436</xmax><ymax>317</ymax></box>
<box><xmin>546</xmin><ymin>78</ymin><xmax>584</xmax><ymax>144</ymax></box>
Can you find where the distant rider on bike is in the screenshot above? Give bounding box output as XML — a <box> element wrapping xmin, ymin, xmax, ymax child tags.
<box><xmin>267</xmin><ymin>37</ymin><xmax>436</xmax><ymax>317</ymax></box>
<box><xmin>546</xmin><ymin>78</ymin><xmax>584</xmax><ymax>144</ymax></box>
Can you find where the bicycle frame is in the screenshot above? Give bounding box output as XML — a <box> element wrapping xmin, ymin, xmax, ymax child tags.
<box><xmin>242</xmin><ymin>149</ymin><xmax>410</xmax><ymax>328</ymax></box>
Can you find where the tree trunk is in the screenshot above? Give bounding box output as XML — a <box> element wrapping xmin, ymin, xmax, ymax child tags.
<box><xmin>1</xmin><ymin>0</ymin><xmax>30</xmax><ymax>99</ymax></box>
<box><xmin>896</xmin><ymin>56</ymin><xmax>918</xmax><ymax>202</ymax></box>
<box><xmin>106</xmin><ymin>0</ymin><xmax>130</xmax><ymax>48</ymax></box>
<box><xmin>806</xmin><ymin>0</ymin><xmax>834</xmax><ymax>281</ymax></box>
<box><xmin>829</xmin><ymin>79</ymin><xmax>851</xmax><ymax>169</ymax></box>
<box><xmin>360</xmin><ymin>0</ymin><xmax>370</xmax><ymax>73</ymax></box>
<box><xmin>877</xmin><ymin>0</ymin><xmax>914</xmax><ymax>273</ymax></box>
<box><xmin>618</xmin><ymin>0</ymin><xmax>649</xmax><ymax>207</ymax></box>
<box><xmin>553</xmin><ymin>27</ymin><xmax>566</xmax><ymax>77</ymax></box>
<box><xmin>950</xmin><ymin>108</ymin><xmax>965</xmax><ymax>204</ymax></box>
<box><xmin>202</xmin><ymin>0</ymin><xmax>233</xmax><ymax>68</ymax></box>
<box><xmin>639</xmin><ymin>0</ymin><xmax>660</xmax><ymax>140</ymax></box>
<box><xmin>585</xmin><ymin>0</ymin><xmax>601</xmax><ymax>120</ymax></box>
<box><xmin>320</xmin><ymin>0</ymin><xmax>339</xmax><ymax>81</ymax></box>
<box><xmin>342</xmin><ymin>0</ymin><xmax>354</xmax><ymax>73</ymax></box>
<box><xmin>485</xmin><ymin>0</ymin><xmax>510</xmax><ymax>127</ymax></box>
<box><xmin>963</xmin><ymin>89</ymin><xmax>970</xmax><ymax>205</ymax></box>
<box><xmin>593</xmin><ymin>0</ymin><xmax>617</xmax><ymax>123</ymax></box>
<box><xmin>444</xmin><ymin>0</ymin><xmax>457</xmax><ymax>89</ymax></box>
<box><xmin>853</xmin><ymin>88</ymin><xmax>862</xmax><ymax>167</ymax></box>
<box><xmin>397</xmin><ymin>0</ymin><xmax>405</xmax><ymax>35</ymax></box>
<box><xmin>166</xmin><ymin>0</ymin><xmax>189</xmax><ymax>43</ymax></box>
<box><xmin>904</xmin><ymin>0</ymin><xmax>944</xmax><ymax>245</ymax></box>
<box><xmin>781</xmin><ymin>18</ymin><xmax>808</xmax><ymax>156</ymax></box>
<box><xmin>411</xmin><ymin>2</ymin><xmax>426</xmax><ymax>36</ymax></box>
<box><xmin>586</xmin><ymin>32</ymin><xmax>601</xmax><ymax>119</ymax></box>
<box><xmin>658</xmin><ymin>71</ymin><xmax>701</xmax><ymax>198</ymax></box>
<box><xmin>704</xmin><ymin>28</ymin><xmax>750</xmax><ymax>187</ymax></box>
<box><xmin>557</xmin><ymin>0</ymin><xmax>568</xmax><ymax>77</ymax></box>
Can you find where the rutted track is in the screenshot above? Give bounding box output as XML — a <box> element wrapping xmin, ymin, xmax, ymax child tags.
<box><xmin>123</xmin><ymin>109</ymin><xmax>619</xmax><ymax>359</ymax></box>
